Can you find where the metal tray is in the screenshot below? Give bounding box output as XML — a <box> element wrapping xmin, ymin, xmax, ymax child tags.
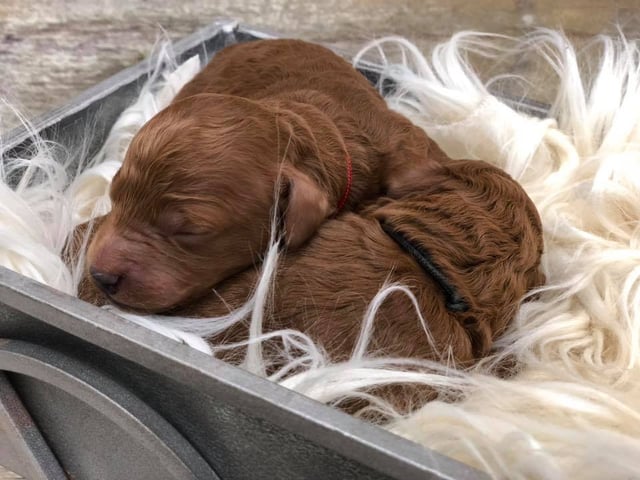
<box><xmin>0</xmin><ymin>19</ymin><xmax>493</xmax><ymax>480</ymax></box>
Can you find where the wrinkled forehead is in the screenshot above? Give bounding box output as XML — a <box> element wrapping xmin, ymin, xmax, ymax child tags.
<box><xmin>107</xmin><ymin>104</ymin><xmax>286</xmax><ymax>223</ymax></box>
<box><xmin>108</xmin><ymin>159</ymin><xmax>280</xmax><ymax>228</ymax></box>
<box><xmin>114</xmin><ymin>145</ymin><xmax>283</xmax><ymax>191</ymax></box>
<box><xmin>110</xmin><ymin>161</ymin><xmax>229</xmax><ymax>210</ymax></box>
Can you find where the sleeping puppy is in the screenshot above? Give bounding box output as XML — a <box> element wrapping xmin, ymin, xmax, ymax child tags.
<box><xmin>74</xmin><ymin>159</ymin><xmax>545</xmax><ymax>368</ymax></box>
<box><xmin>86</xmin><ymin>39</ymin><xmax>443</xmax><ymax>313</ymax></box>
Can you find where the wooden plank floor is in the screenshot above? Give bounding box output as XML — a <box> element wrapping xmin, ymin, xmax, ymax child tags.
<box><xmin>1</xmin><ymin>0</ymin><xmax>639</xmax><ymax>130</ymax></box>
<box><xmin>0</xmin><ymin>468</ymin><xmax>19</xmax><ymax>479</ymax></box>
<box><xmin>1</xmin><ymin>0</ymin><xmax>639</xmax><ymax>478</ymax></box>
<box><xmin>0</xmin><ymin>468</ymin><xmax>18</xmax><ymax>479</ymax></box>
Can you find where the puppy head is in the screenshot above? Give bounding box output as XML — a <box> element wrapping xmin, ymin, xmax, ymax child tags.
<box><xmin>371</xmin><ymin>159</ymin><xmax>545</xmax><ymax>355</ymax></box>
<box><xmin>87</xmin><ymin>94</ymin><xmax>330</xmax><ymax>312</ymax></box>
<box><xmin>373</xmin><ymin>159</ymin><xmax>545</xmax><ymax>286</ymax></box>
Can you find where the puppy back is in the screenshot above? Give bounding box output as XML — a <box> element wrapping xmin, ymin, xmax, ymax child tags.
<box><xmin>372</xmin><ymin>160</ymin><xmax>545</xmax><ymax>358</ymax></box>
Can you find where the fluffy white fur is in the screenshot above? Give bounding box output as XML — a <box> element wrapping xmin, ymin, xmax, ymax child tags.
<box><xmin>0</xmin><ymin>103</ymin><xmax>75</xmax><ymax>293</ymax></box>
<box><xmin>2</xmin><ymin>29</ymin><xmax>640</xmax><ymax>479</ymax></box>
<box><xmin>350</xmin><ymin>31</ymin><xmax>640</xmax><ymax>479</ymax></box>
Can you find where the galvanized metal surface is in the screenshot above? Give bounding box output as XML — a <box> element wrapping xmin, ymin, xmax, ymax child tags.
<box><xmin>0</xmin><ymin>258</ymin><xmax>484</xmax><ymax>479</ymax></box>
<box><xmin>0</xmin><ymin>20</ymin><xmax>497</xmax><ymax>480</ymax></box>
<box><xmin>1</xmin><ymin>340</ymin><xmax>219</xmax><ymax>480</ymax></box>
<box><xmin>0</xmin><ymin>372</ymin><xmax>66</xmax><ymax>480</ymax></box>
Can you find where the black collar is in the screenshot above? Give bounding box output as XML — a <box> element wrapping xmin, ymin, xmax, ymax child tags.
<box><xmin>380</xmin><ymin>222</ymin><xmax>469</xmax><ymax>312</ymax></box>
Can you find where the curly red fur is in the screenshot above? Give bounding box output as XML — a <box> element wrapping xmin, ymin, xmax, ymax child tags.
<box><xmin>75</xmin><ymin>159</ymin><xmax>544</xmax><ymax>369</ymax></box>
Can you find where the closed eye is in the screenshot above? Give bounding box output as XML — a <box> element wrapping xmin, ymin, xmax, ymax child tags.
<box><xmin>173</xmin><ymin>228</ymin><xmax>209</xmax><ymax>240</ymax></box>
<box><xmin>156</xmin><ymin>213</ymin><xmax>208</xmax><ymax>237</ymax></box>
<box><xmin>156</xmin><ymin>209</ymin><xmax>215</xmax><ymax>244</ymax></box>
<box><xmin>174</xmin><ymin>228</ymin><xmax>209</xmax><ymax>237</ymax></box>
<box><xmin>171</xmin><ymin>227</ymin><xmax>216</xmax><ymax>247</ymax></box>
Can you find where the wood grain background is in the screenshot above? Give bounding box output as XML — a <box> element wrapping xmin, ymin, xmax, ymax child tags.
<box><xmin>1</xmin><ymin>0</ymin><xmax>639</xmax><ymax>478</ymax></box>
<box><xmin>1</xmin><ymin>0</ymin><xmax>640</xmax><ymax>131</ymax></box>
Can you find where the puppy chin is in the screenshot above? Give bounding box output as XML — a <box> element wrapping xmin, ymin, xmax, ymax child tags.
<box><xmin>104</xmin><ymin>281</ymin><xmax>197</xmax><ymax>314</ymax></box>
<box><xmin>102</xmin><ymin>294</ymin><xmax>157</xmax><ymax>314</ymax></box>
<box><xmin>105</xmin><ymin>296</ymin><xmax>182</xmax><ymax>314</ymax></box>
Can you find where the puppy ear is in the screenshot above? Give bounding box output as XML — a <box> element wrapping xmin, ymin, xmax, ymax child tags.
<box><xmin>280</xmin><ymin>166</ymin><xmax>331</xmax><ymax>249</ymax></box>
<box><xmin>385</xmin><ymin>162</ymin><xmax>447</xmax><ymax>199</ymax></box>
<box><xmin>384</xmin><ymin>138</ymin><xmax>449</xmax><ymax>198</ymax></box>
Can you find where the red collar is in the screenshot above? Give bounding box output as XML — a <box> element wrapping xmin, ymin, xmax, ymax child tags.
<box><xmin>335</xmin><ymin>153</ymin><xmax>353</xmax><ymax>214</ymax></box>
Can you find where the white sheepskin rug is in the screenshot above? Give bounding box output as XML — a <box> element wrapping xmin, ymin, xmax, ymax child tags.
<box><xmin>2</xmin><ymin>30</ymin><xmax>640</xmax><ymax>479</ymax></box>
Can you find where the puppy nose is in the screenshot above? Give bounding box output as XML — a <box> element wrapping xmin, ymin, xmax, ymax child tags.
<box><xmin>90</xmin><ymin>267</ymin><xmax>122</xmax><ymax>295</ymax></box>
